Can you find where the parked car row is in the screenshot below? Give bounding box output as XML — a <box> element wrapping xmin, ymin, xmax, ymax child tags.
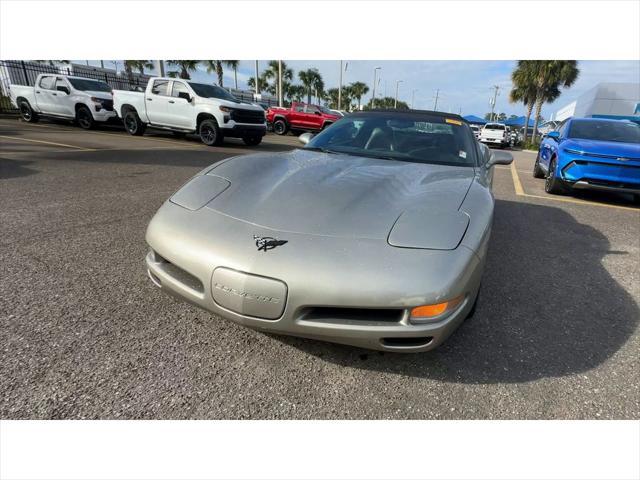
<box><xmin>8</xmin><ymin>73</ymin><xmax>354</xmax><ymax>147</ymax></box>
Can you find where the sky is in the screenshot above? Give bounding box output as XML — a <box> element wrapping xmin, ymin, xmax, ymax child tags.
<box><xmin>85</xmin><ymin>60</ymin><xmax>640</xmax><ymax>120</ymax></box>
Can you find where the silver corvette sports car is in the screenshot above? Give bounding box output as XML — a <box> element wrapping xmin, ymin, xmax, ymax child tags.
<box><xmin>145</xmin><ymin>110</ymin><xmax>513</xmax><ymax>352</ymax></box>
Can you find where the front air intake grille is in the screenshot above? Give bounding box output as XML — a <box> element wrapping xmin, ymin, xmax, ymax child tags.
<box><xmin>151</xmin><ymin>251</ymin><xmax>204</xmax><ymax>294</ymax></box>
<box><xmin>101</xmin><ymin>99</ymin><xmax>114</xmax><ymax>111</ymax></box>
<box><xmin>299</xmin><ymin>307</ymin><xmax>404</xmax><ymax>325</ymax></box>
<box><xmin>230</xmin><ymin>109</ymin><xmax>265</xmax><ymax>124</ymax></box>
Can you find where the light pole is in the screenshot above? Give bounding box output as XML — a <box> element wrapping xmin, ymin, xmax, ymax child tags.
<box><xmin>490</xmin><ymin>85</ymin><xmax>500</xmax><ymax>122</ymax></box>
<box><xmin>371</xmin><ymin>66</ymin><xmax>381</xmax><ymax>109</ymax></box>
<box><xmin>411</xmin><ymin>89</ymin><xmax>417</xmax><ymax>109</ymax></box>
<box><xmin>278</xmin><ymin>60</ymin><xmax>283</xmax><ymax>107</ymax></box>
<box><xmin>338</xmin><ymin>61</ymin><xmax>348</xmax><ymax>110</ymax></box>
<box><xmin>433</xmin><ymin>89</ymin><xmax>440</xmax><ymax>111</ymax></box>
<box><xmin>254</xmin><ymin>60</ymin><xmax>259</xmax><ymax>95</ymax></box>
<box><xmin>394</xmin><ymin>80</ymin><xmax>403</xmax><ymax>109</ymax></box>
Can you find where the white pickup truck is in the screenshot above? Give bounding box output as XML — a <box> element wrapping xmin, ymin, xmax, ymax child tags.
<box><xmin>113</xmin><ymin>78</ymin><xmax>267</xmax><ymax>146</ymax></box>
<box><xmin>9</xmin><ymin>74</ymin><xmax>116</xmax><ymax>129</ymax></box>
<box><xmin>479</xmin><ymin>123</ymin><xmax>509</xmax><ymax>148</ymax></box>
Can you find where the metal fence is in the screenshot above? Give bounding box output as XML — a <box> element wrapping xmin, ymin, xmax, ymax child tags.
<box><xmin>0</xmin><ymin>60</ymin><xmax>279</xmax><ymax>114</ymax></box>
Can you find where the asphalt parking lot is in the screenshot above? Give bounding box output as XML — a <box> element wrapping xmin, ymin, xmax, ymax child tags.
<box><xmin>1</xmin><ymin>117</ymin><xmax>638</xmax><ymax>420</ymax></box>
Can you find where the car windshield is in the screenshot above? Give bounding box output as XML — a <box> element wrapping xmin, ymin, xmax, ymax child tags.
<box><xmin>305</xmin><ymin>112</ymin><xmax>477</xmax><ymax>167</ymax></box>
<box><xmin>484</xmin><ymin>124</ymin><xmax>505</xmax><ymax>130</ymax></box>
<box><xmin>188</xmin><ymin>82</ymin><xmax>237</xmax><ymax>101</ymax></box>
<box><xmin>319</xmin><ymin>106</ymin><xmax>334</xmax><ymax>114</ymax></box>
<box><xmin>568</xmin><ymin>120</ymin><xmax>640</xmax><ymax>143</ymax></box>
<box><xmin>67</xmin><ymin>78</ymin><xmax>111</xmax><ymax>92</ymax></box>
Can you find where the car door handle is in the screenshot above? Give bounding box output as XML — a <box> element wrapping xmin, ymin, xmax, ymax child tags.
<box><xmin>146</xmin><ymin>98</ymin><xmax>153</xmax><ymax>101</ymax></box>
<box><xmin>52</xmin><ymin>93</ymin><xmax>57</xmax><ymax>96</ymax></box>
<box><xmin>36</xmin><ymin>91</ymin><xmax>40</xmax><ymax>94</ymax></box>
<box><xmin>168</xmin><ymin>100</ymin><xmax>175</xmax><ymax>104</ymax></box>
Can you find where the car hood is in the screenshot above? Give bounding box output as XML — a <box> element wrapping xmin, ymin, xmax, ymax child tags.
<box><xmin>85</xmin><ymin>91</ymin><xmax>112</xmax><ymax>100</ymax></box>
<box><xmin>564</xmin><ymin>138</ymin><xmax>640</xmax><ymax>160</ymax></box>
<box><xmin>205</xmin><ymin>149</ymin><xmax>475</xmax><ymax>239</ymax></box>
<box><xmin>201</xmin><ymin>97</ymin><xmax>263</xmax><ymax>110</ymax></box>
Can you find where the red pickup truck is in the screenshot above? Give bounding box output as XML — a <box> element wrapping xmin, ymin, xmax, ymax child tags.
<box><xmin>266</xmin><ymin>102</ymin><xmax>341</xmax><ymax>135</ymax></box>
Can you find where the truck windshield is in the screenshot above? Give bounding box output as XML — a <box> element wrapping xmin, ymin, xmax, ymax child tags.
<box><xmin>568</xmin><ymin>120</ymin><xmax>640</xmax><ymax>144</ymax></box>
<box><xmin>67</xmin><ymin>78</ymin><xmax>111</xmax><ymax>92</ymax></box>
<box><xmin>188</xmin><ymin>82</ymin><xmax>237</xmax><ymax>101</ymax></box>
<box><xmin>305</xmin><ymin>112</ymin><xmax>477</xmax><ymax>167</ymax></box>
<box><xmin>484</xmin><ymin>124</ymin><xmax>504</xmax><ymax>130</ymax></box>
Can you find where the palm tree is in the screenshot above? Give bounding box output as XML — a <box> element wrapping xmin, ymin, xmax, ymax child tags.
<box><xmin>247</xmin><ymin>76</ymin><xmax>269</xmax><ymax>93</ymax></box>
<box><xmin>510</xmin><ymin>61</ymin><xmax>537</xmax><ymax>144</ymax></box>
<box><xmin>298</xmin><ymin>68</ymin><xmax>323</xmax><ymax>104</ymax></box>
<box><xmin>262</xmin><ymin>60</ymin><xmax>293</xmax><ymax>101</ymax></box>
<box><xmin>225</xmin><ymin>60</ymin><xmax>240</xmax><ymax>90</ymax></box>
<box><xmin>124</xmin><ymin>60</ymin><xmax>153</xmax><ymax>76</ymax></box>
<box><xmin>202</xmin><ymin>60</ymin><xmax>239</xmax><ymax>87</ymax></box>
<box><xmin>349</xmin><ymin>81</ymin><xmax>369</xmax><ymax>110</ymax></box>
<box><xmin>167</xmin><ymin>60</ymin><xmax>199</xmax><ymax>80</ymax></box>
<box><xmin>123</xmin><ymin>60</ymin><xmax>154</xmax><ymax>84</ymax></box>
<box><xmin>530</xmin><ymin>61</ymin><xmax>579</xmax><ymax>140</ymax></box>
<box><xmin>286</xmin><ymin>84</ymin><xmax>306</xmax><ymax>103</ymax></box>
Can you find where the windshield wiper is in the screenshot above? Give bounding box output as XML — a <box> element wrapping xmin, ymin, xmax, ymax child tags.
<box><xmin>300</xmin><ymin>147</ymin><xmax>341</xmax><ymax>154</ymax></box>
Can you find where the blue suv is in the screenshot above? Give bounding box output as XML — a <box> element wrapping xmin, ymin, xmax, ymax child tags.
<box><xmin>534</xmin><ymin>117</ymin><xmax>640</xmax><ymax>201</ymax></box>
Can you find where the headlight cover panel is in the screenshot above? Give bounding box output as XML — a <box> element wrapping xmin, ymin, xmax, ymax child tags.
<box><xmin>170</xmin><ymin>175</ymin><xmax>230</xmax><ymax>211</ymax></box>
<box><xmin>388</xmin><ymin>208</ymin><xmax>470</xmax><ymax>250</ymax></box>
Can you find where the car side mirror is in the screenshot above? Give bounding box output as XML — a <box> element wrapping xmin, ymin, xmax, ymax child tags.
<box><xmin>298</xmin><ymin>132</ymin><xmax>314</xmax><ymax>145</ymax></box>
<box><xmin>487</xmin><ymin>150</ymin><xmax>513</xmax><ymax>167</ymax></box>
<box><xmin>178</xmin><ymin>92</ymin><xmax>192</xmax><ymax>102</ymax></box>
<box><xmin>547</xmin><ymin>131</ymin><xmax>560</xmax><ymax>141</ymax></box>
<box><xmin>57</xmin><ymin>86</ymin><xmax>70</xmax><ymax>95</ymax></box>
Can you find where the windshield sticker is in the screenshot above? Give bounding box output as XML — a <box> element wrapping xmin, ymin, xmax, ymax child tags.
<box><xmin>459</xmin><ymin>151</ymin><xmax>467</xmax><ymax>159</ymax></box>
<box><xmin>446</xmin><ymin>118</ymin><xmax>462</xmax><ymax>126</ymax></box>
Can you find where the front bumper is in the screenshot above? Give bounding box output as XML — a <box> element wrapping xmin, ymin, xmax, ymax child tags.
<box><xmin>92</xmin><ymin>108</ymin><xmax>117</xmax><ymax>122</ymax></box>
<box><xmin>221</xmin><ymin>123</ymin><xmax>267</xmax><ymax>138</ymax></box>
<box><xmin>144</xmin><ymin>201</ymin><xmax>485</xmax><ymax>353</ymax></box>
<box><xmin>559</xmin><ymin>155</ymin><xmax>640</xmax><ymax>195</ymax></box>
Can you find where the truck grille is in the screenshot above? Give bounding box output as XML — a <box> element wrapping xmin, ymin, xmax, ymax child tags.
<box><xmin>230</xmin><ymin>109</ymin><xmax>265</xmax><ymax>125</ymax></box>
<box><xmin>101</xmin><ymin>99</ymin><xmax>114</xmax><ymax>111</ymax></box>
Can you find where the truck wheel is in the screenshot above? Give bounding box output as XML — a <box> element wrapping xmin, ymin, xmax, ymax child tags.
<box><xmin>76</xmin><ymin>106</ymin><xmax>95</xmax><ymax>130</ymax></box>
<box><xmin>273</xmin><ymin>119</ymin><xmax>288</xmax><ymax>135</ymax></box>
<box><xmin>199</xmin><ymin>119</ymin><xmax>223</xmax><ymax>146</ymax></box>
<box><xmin>19</xmin><ymin>100</ymin><xmax>39</xmax><ymax>123</ymax></box>
<box><xmin>242</xmin><ymin>136</ymin><xmax>262</xmax><ymax>146</ymax></box>
<box><xmin>123</xmin><ymin>110</ymin><xmax>146</xmax><ymax>136</ymax></box>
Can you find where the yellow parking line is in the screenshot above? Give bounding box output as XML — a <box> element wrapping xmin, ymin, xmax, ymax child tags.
<box><xmin>510</xmin><ymin>161</ymin><xmax>525</xmax><ymax>196</ymax></box>
<box><xmin>0</xmin><ymin>135</ymin><xmax>95</xmax><ymax>151</ymax></box>
<box><xmin>509</xmin><ymin>156</ymin><xmax>638</xmax><ymax>212</ymax></box>
<box><xmin>0</xmin><ymin>119</ymin><xmax>205</xmax><ymax>149</ymax></box>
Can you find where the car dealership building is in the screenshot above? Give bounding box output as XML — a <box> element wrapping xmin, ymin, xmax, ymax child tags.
<box><xmin>553</xmin><ymin>82</ymin><xmax>640</xmax><ymax>123</ymax></box>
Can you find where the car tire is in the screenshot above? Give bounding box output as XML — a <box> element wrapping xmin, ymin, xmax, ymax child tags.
<box><xmin>533</xmin><ymin>153</ymin><xmax>545</xmax><ymax>178</ymax></box>
<box><xmin>76</xmin><ymin>105</ymin><xmax>95</xmax><ymax>130</ymax></box>
<box><xmin>19</xmin><ymin>100</ymin><xmax>39</xmax><ymax>123</ymax></box>
<box><xmin>544</xmin><ymin>157</ymin><xmax>567</xmax><ymax>195</ymax></box>
<box><xmin>199</xmin><ymin>118</ymin><xmax>223</xmax><ymax>146</ymax></box>
<box><xmin>123</xmin><ymin>110</ymin><xmax>146</xmax><ymax>136</ymax></box>
<box><xmin>242</xmin><ymin>136</ymin><xmax>263</xmax><ymax>146</ymax></box>
<box><xmin>273</xmin><ymin>119</ymin><xmax>288</xmax><ymax>135</ymax></box>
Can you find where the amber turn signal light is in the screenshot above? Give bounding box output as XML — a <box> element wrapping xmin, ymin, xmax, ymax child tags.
<box><xmin>410</xmin><ymin>295</ymin><xmax>464</xmax><ymax>320</ymax></box>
